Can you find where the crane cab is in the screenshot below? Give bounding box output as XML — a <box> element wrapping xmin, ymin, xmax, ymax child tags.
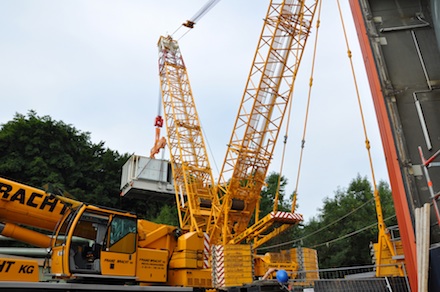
<box><xmin>50</xmin><ymin>204</ymin><xmax>138</xmax><ymax>282</ymax></box>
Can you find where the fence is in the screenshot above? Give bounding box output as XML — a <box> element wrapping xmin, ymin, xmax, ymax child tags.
<box><xmin>288</xmin><ymin>264</ymin><xmax>410</xmax><ymax>292</ymax></box>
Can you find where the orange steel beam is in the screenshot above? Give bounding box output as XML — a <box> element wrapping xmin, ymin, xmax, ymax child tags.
<box><xmin>348</xmin><ymin>1</ymin><xmax>417</xmax><ymax>290</ymax></box>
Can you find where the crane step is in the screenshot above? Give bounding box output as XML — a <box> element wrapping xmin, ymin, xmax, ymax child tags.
<box><xmin>269</xmin><ymin>211</ymin><xmax>303</xmax><ymax>223</ymax></box>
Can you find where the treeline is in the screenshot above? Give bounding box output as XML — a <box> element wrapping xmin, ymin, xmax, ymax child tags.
<box><xmin>0</xmin><ymin>111</ymin><xmax>170</xmax><ymax>219</ymax></box>
<box><xmin>0</xmin><ymin>111</ymin><xmax>397</xmax><ymax>268</ymax></box>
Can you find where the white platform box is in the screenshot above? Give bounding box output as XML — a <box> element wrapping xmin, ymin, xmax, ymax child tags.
<box><xmin>120</xmin><ymin>155</ymin><xmax>175</xmax><ymax>200</ymax></box>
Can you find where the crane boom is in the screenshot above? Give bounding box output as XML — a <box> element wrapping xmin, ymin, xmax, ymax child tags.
<box><xmin>0</xmin><ymin>177</ymin><xmax>81</xmax><ymax>231</ymax></box>
<box><xmin>158</xmin><ymin>36</ymin><xmax>218</xmax><ymax>233</ymax></box>
<box><xmin>209</xmin><ymin>0</ymin><xmax>318</xmax><ymax>245</ymax></box>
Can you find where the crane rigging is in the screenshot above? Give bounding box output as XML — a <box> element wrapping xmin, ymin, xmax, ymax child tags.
<box><xmin>0</xmin><ymin>0</ymin><xmax>435</xmax><ymax>290</ymax></box>
<box><xmin>157</xmin><ymin>35</ymin><xmax>218</xmax><ymax>234</ymax></box>
<box><xmin>153</xmin><ymin>1</ymin><xmax>319</xmax><ymax>287</ymax></box>
<box><xmin>182</xmin><ymin>0</ymin><xmax>222</xmax><ymax>29</ymax></box>
<box><xmin>156</xmin><ymin>0</ymin><xmax>407</xmax><ymax>285</ymax></box>
<box><xmin>156</xmin><ymin>0</ymin><xmax>319</xmax><ymax>248</ymax></box>
<box><xmin>209</xmin><ymin>0</ymin><xmax>318</xmax><ymax>246</ymax></box>
<box><xmin>150</xmin><ymin>0</ymin><xmax>222</xmax><ymax>159</ymax></box>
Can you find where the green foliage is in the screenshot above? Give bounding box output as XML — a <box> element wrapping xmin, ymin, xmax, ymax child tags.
<box><xmin>1</xmin><ymin>111</ymin><xmax>90</xmax><ymax>187</ymax></box>
<box><xmin>299</xmin><ymin>175</ymin><xmax>396</xmax><ymax>268</ymax></box>
<box><xmin>254</xmin><ymin>174</ymin><xmax>396</xmax><ymax>269</ymax></box>
<box><xmin>258</xmin><ymin>172</ymin><xmax>290</xmax><ymax>218</ymax></box>
<box><xmin>153</xmin><ymin>204</ymin><xmax>179</xmax><ymax>226</ymax></box>
<box><xmin>255</xmin><ymin>172</ymin><xmax>303</xmax><ymax>251</ymax></box>
<box><xmin>0</xmin><ymin>111</ymin><xmax>161</xmax><ymax>215</ymax></box>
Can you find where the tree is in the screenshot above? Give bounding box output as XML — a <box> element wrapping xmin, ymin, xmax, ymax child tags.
<box><xmin>0</xmin><ymin>111</ymin><xmax>169</xmax><ymax>218</ymax></box>
<box><xmin>258</xmin><ymin>172</ymin><xmax>291</xmax><ymax>218</ymax></box>
<box><xmin>253</xmin><ymin>172</ymin><xmax>304</xmax><ymax>252</ymax></box>
<box><xmin>0</xmin><ymin>112</ymin><xmax>398</xmax><ymax>267</ymax></box>
<box><xmin>0</xmin><ymin>111</ymin><xmax>94</xmax><ymax>189</ymax></box>
<box><xmin>153</xmin><ymin>204</ymin><xmax>179</xmax><ymax>226</ymax></box>
<box><xmin>299</xmin><ymin>175</ymin><xmax>396</xmax><ymax>268</ymax></box>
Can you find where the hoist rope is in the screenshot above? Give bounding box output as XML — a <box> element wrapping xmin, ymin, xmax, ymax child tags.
<box><xmin>272</xmin><ymin>0</ymin><xmax>317</xmax><ymax>211</ymax></box>
<box><xmin>283</xmin><ymin>0</ymin><xmax>323</xmax><ymax>213</ymax></box>
<box><xmin>171</xmin><ymin>0</ymin><xmax>222</xmax><ymax>41</ymax></box>
<box><xmin>260</xmin><ymin>2</ymin><xmax>390</xmax><ymax>252</ymax></box>
<box><xmin>273</xmin><ymin>1</ymin><xmax>321</xmax><ymax>213</ymax></box>
<box><xmin>335</xmin><ymin>0</ymin><xmax>385</xmax><ymax>229</ymax></box>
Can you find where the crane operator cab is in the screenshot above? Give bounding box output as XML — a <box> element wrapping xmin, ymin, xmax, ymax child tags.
<box><xmin>49</xmin><ymin>204</ymin><xmax>138</xmax><ymax>282</ymax></box>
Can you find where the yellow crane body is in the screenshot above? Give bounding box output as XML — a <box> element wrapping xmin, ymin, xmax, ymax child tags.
<box><xmin>158</xmin><ymin>35</ymin><xmax>218</xmax><ymax>234</ymax></box>
<box><xmin>0</xmin><ymin>258</ymin><xmax>39</xmax><ymax>282</ymax></box>
<box><xmin>209</xmin><ymin>0</ymin><xmax>318</xmax><ymax>246</ymax></box>
<box><xmin>0</xmin><ymin>176</ymin><xmax>213</xmax><ymax>287</ymax></box>
<box><xmin>0</xmin><ymin>0</ymin><xmax>321</xmax><ymax>289</ymax></box>
<box><xmin>155</xmin><ymin>0</ymin><xmax>319</xmax><ymax>289</ymax></box>
<box><xmin>0</xmin><ymin>177</ymin><xmax>80</xmax><ymax>234</ymax></box>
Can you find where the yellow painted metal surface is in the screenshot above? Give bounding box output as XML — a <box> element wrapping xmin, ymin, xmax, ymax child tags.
<box><xmin>137</xmin><ymin>219</ymin><xmax>177</xmax><ymax>251</ymax></box>
<box><xmin>211</xmin><ymin>0</ymin><xmax>320</xmax><ymax>245</ymax></box>
<box><xmin>176</xmin><ymin>232</ymin><xmax>204</xmax><ymax>252</ymax></box>
<box><xmin>0</xmin><ymin>258</ymin><xmax>39</xmax><ymax>282</ymax></box>
<box><xmin>169</xmin><ymin>251</ymin><xmax>201</xmax><ymax>269</ymax></box>
<box><xmin>169</xmin><ymin>232</ymin><xmax>205</xmax><ymax>269</ymax></box>
<box><xmin>372</xmin><ymin>240</ymin><xmax>405</xmax><ymax>277</ymax></box>
<box><xmin>167</xmin><ymin>268</ymin><xmax>212</xmax><ymax>288</ymax></box>
<box><xmin>100</xmin><ymin>251</ymin><xmax>136</xmax><ymax>277</ymax></box>
<box><xmin>0</xmin><ymin>222</ymin><xmax>51</xmax><ymax>248</ymax></box>
<box><xmin>136</xmin><ymin>248</ymin><xmax>168</xmax><ymax>283</ymax></box>
<box><xmin>222</xmin><ymin>245</ymin><xmax>253</xmax><ymax>287</ymax></box>
<box><xmin>108</xmin><ymin>232</ymin><xmax>136</xmax><ymax>253</ymax></box>
<box><xmin>295</xmin><ymin>247</ymin><xmax>319</xmax><ymax>278</ymax></box>
<box><xmin>254</xmin><ymin>249</ymin><xmax>298</xmax><ymax>279</ymax></box>
<box><xmin>0</xmin><ymin>177</ymin><xmax>79</xmax><ymax>232</ymax></box>
<box><xmin>50</xmin><ymin>245</ymin><xmax>68</xmax><ymax>277</ymax></box>
<box><xmin>291</xmin><ymin>247</ymin><xmax>319</xmax><ymax>287</ymax></box>
<box><xmin>254</xmin><ymin>247</ymin><xmax>319</xmax><ymax>286</ymax></box>
<box><xmin>158</xmin><ymin>35</ymin><xmax>218</xmax><ymax>234</ymax></box>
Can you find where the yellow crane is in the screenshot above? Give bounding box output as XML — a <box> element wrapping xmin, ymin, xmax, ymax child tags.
<box><xmin>157</xmin><ymin>0</ymin><xmax>319</xmax><ymax>288</ymax></box>
<box><xmin>0</xmin><ymin>1</ymin><xmax>320</xmax><ymax>289</ymax></box>
<box><xmin>208</xmin><ymin>0</ymin><xmax>318</xmax><ymax>247</ymax></box>
<box><xmin>157</xmin><ymin>35</ymin><xmax>218</xmax><ymax>235</ymax></box>
<box><xmin>158</xmin><ymin>0</ymin><xmax>319</xmax><ymax>246</ymax></box>
<box><xmin>0</xmin><ymin>176</ymin><xmax>188</xmax><ymax>285</ymax></box>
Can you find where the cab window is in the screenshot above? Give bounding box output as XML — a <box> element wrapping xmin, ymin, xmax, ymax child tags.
<box><xmin>106</xmin><ymin>216</ymin><xmax>137</xmax><ymax>254</ymax></box>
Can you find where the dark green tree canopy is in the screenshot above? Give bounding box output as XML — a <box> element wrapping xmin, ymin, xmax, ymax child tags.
<box><xmin>299</xmin><ymin>175</ymin><xmax>396</xmax><ymax>268</ymax></box>
<box><xmin>0</xmin><ymin>111</ymin><xmax>165</xmax><ymax>219</ymax></box>
<box><xmin>259</xmin><ymin>172</ymin><xmax>290</xmax><ymax>217</ymax></box>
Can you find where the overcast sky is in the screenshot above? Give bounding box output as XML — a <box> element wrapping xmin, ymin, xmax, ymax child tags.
<box><xmin>0</xmin><ymin>0</ymin><xmax>390</xmax><ymax>222</ymax></box>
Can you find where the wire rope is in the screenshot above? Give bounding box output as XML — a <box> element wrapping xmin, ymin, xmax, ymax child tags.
<box><xmin>335</xmin><ymin>0</ymin><xmax>382</xmax><ymax>222</ymax></box>
<box><xmin>258</xmin><ymin>196</ymin><xmax>375</xmax><ymax>251</ymax></box>
<box><xmin>273</xmin><ymin>0</ymin><xmax>323</xmax><ymax>213</ymax></box>
<box><xmin>259</xmin><ymin>2</ymin><xmax>396</xmax><ymax>255</ymax></box>
<box><xmin>259</xmin><ymin>213</ymin><xmax>396</xmax><ymax>252</ymax></box>
<box><xmin>171</xmin><ymin>0</ymin><xmax>222</xmax><ymax>41</ymax></box>
<box><xmin>289</xmin><ymin>0</ymin><xmax>323</xmax><ymax>213</ymax></box>
<box><xmin>310</xmin><ymin>215</ymin><xmax>396</xmax><ymax>249</ymax></box>
<box><xmin>336</xmin><ymin>1</ymin><xmax>401</xmax><ymax>268</ymax></box>
<box><xmin>337</xmin><ymin>0</ymin><xmax>377</xmax><ymax>208</ymax></box>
